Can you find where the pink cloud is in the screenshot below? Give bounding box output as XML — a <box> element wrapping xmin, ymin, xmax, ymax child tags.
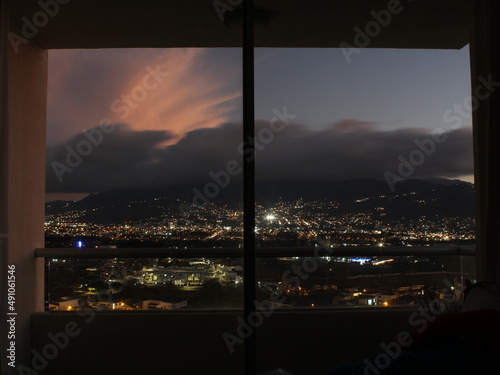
<box><xmin>47</xmin><ymin>48</ymin><xmax>241</xmax><ymax>145</ymax></box>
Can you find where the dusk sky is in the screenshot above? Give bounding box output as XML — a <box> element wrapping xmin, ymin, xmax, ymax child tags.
<box><xmin>46</xmin><ymin>47</ymin><xmax>473</xmax><ymax>201</ymax></box>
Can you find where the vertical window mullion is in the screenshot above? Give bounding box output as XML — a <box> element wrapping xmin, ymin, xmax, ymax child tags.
<box><xmin>243</xmin><ymin>0</ymin><xmax>256</xmax><ymax>374</ymax></box>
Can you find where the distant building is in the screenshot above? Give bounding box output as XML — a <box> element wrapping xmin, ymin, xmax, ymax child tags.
<box><xmin>140</xmin><ymin>299</ymin><xmax>187</xmax><ymax>310</ymax></box>
<box><xmin>114</xmin><ymin>302</ymin><xmax>133</xmax><ymax>310</ymax></box>
<box><xmin>376</xmin><ymin>293</ymin><xmax>396</xmax><ymax>304</ymax></box>
<box><xmin>82</xmin><ymin>300</ymin><xmax>133</xmax><ymax>310</ymax></box>
<box><xmin>89</xmin><ymin>301</ymin><xmax>115</xmax><ymax>310</ymax></box>
<box><xmin>359</xmin><ymin>295</ymin><xmax>377</xmax><ymax>306</ymax></box>
<box><xmin>334</xmin><ymin>291</ymin><xmax>359</xmax><ymax>302</ymax></box>
<box><xmin>50</xmin><ymin>298</ymin><xmax>81</xmax><ymax>311</ymax></box>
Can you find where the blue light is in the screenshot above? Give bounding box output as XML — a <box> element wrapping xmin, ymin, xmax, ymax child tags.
<box><xmin>77</xmin><ymin>241</ymin><xmax>83</xmax><ymax>248</ymax></box>
<box><xmin>350</xmin><ymin>257</ymin><xmax>371</xmax><ymax>265</ymax></box>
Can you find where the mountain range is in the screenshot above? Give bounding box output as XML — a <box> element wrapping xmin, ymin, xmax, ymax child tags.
<box><xmin>45</xmin><ymin>179</ymin><xmax>475</xmax><ymax>224</ymax></box>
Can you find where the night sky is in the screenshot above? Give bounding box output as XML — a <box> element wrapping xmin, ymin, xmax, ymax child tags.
<box><xmin>45</xmin><ymin>47</ymin><xmax>473</xmax><ymax>201</ymax></box>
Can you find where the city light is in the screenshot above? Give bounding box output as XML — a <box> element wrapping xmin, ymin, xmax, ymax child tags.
<box><xmin>44</xmin><ymin>191</ymin><xmax>475</xmax><ymax>311</ymax></box>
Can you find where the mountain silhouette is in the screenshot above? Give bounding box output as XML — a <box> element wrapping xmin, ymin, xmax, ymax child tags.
<box><xmin>45</xmin><ymin>179</ymin><xmax>474</xmax><ymax>224</ymax></box>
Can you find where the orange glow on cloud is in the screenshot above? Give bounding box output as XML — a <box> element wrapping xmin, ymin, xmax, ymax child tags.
<box><xmin>114</xmin><ymin>49</ymin><xmax>240</xmax><ymax>144</ymax></box>
<box><xmin>47</xmin><ymin>48</ymin><xmax>241</xmax><ymax>146</ymax></box>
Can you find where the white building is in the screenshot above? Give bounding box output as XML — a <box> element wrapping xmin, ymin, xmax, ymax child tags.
<box><xmin>50</xmin><ymin>298</ymin><xmax>81</xmax><ymax>311</ymax></box>
<box><xmin>359</xmin><ymin>295</ymin><xmax>377</xmax><ymax>306</ymax></box>
<box><xmin>140</xmin><ymin>300</ymin><xmax>187</xmax><ymax>310</ymax></box>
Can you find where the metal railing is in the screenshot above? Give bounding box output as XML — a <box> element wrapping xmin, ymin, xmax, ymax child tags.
<box><xmin>35</xmin><ymin>245</ymin><xmax>475</xmax><ymax>258</ymax></box>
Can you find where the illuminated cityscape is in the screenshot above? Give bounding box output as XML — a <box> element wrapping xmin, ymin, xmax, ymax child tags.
<box><xmin>45</xmin><ymin>199</ymin><xmax>475</xmax><ymax>247</ymax></box>
<box><xmin>44</xmin><ymin>180</ymin><xmax>476</xmax><ymax>311</ymax></box>
<box><xmin>45</xmin><ymin>186</ymin><xmax>475</xmax><ymax>248</ymax></box>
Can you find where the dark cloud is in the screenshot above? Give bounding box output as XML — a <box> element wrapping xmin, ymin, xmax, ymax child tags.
<box><xmin>255</xmin><ymin>121</ymin><xmax>473</xmax><ymax>182</ymax></box>
<box><xmin>46</xmin><ymin>124</ymin><xmax>173</xmax><ymax>193</ymax></box>
<box><xmin>46</xmin><ymin>120</ymin><xmax>474</xmax><ymax>194</ymax></box>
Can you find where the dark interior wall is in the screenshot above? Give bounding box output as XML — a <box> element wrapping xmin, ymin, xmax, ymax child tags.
<box><xmin>30</xmin><ymin>308</ymin><xmax>416</xmax><ymax>375</ymax></box>
<box><xmin>8</xmin><ymin>0</ymin><xmax>471</xmax><ymax>49</ymax></box>
<box><xmin>257</xmin><ymin>309</ymin><xmax>416</xmax><ymax>373</ymax></box>
<box><xmin>1</xmin><ymin>6</ymin><xmax>47</xmax><ymax>373</ymax></box>
<box><xmin>1</xmin><ymin>1</ymin><xmax>479</xmax><ymax>374</ymax></box>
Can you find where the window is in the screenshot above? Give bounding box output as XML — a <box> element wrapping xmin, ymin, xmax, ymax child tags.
<box><xmin>4</xmin><ymin>1</ymin><xmax>489</xmax><ymax>375</ymax></box>
<box><xmin>44</xmin><ymin>46</ymin><xmax>475</xmax><ymax>311</ymax></box>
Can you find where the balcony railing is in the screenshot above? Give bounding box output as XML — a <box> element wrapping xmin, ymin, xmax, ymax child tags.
<box><xmin>37</xmin><ymin>245</ymin><xmax>476</xmax><ymax>312</ymax></box>
<box><xmin>35</xmin><ymin>245</ymin><xmax>475</xmax><ymax>258</ymax></box>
